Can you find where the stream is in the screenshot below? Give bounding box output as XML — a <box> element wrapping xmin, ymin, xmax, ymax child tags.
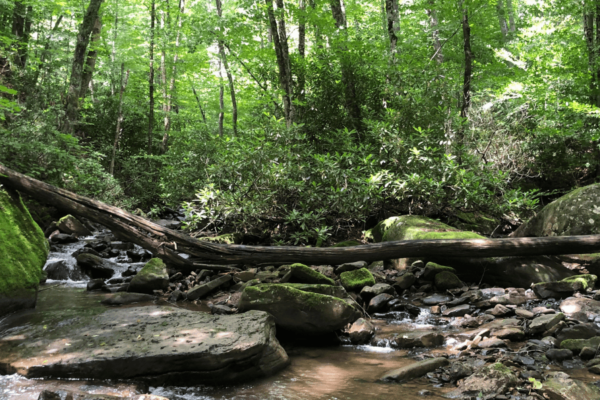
<box><xmin>1</xmin><ymin>233</ymin><xmax>599</xmax><ymax>399</ymax></box>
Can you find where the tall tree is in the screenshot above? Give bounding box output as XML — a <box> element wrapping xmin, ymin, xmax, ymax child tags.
<box><xmin>12</xmin><ymin>2</ymin><xmax>33</xmax><ymax>68</ymax></box>
<box><xmin>63</xmin><ymin>0</ymin><xmax>104</xmax><ymax>136</ymax></box>
<box><xmin>110</xmin><ymin>63</ymin><xmax>129</xmax><ymax>175</ymax></box>
<box><xmin>426</xmin><ymin>3</ymin><xmax>443</xmax><ymax>63</ymax></box>
<box><xmin>218</xmin><ymin>58</ymin><xmax>225</xmax><ymax>136</ymax></box>
<box><xmin>265</xmin><ymin>0</ymin><xmax>294</xmax><ymax>126</ymax></box>
<box><xmin>297</xmin><ymin>0</ymin><xmax>306</xmax><ymax>110</ymax></box>
<box><xmin>215</xmin><ymin>0</ymin><xmax>237</xmax><ymax>136</ymax></box>
<box><xmin>385</xmin><ymin>0</ymin><xmax>399</xmax><ymax>54</ymax></box>
<box><xmin>329</xmin><ymin>0</ymin><xmax>362</xmax><ymax>134</ymax></box>
<box><xmin>458</xmin><ymin>5</ymin><xmax>472</xmax><ymax>164</ymax></box>
<box><xmin>497</xmin><ymin>0</ymin><xmax>508</xmax><ymax>41</ymax></box>
<box><xmin>148</xmin><ymin>0</ymin><xmax>156</xmax><ymax>154</ymax></box>
<box><xmin>80</xmin><ymin>17</ymin><xmax>103</xmax><ymax>100</ymax></box>
<box><xmin>32</xmin><ymin>14</ymin><xmax>64</xmax><ymax>88</ymax></box>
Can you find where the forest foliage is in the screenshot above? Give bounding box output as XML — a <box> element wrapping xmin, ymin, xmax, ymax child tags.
<box><xmin>0</xmin><ymin>0</ymin><xmax>598</xmax><ymax>244</ymax></box>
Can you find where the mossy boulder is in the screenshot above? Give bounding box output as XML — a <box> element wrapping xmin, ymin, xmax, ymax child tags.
<box><xmin>542</xmin><ymin>371</ymin><xmax>600</xmax><ymax>400</ymax></box>
<box><xmin>434</xmin><ymin>271</ymin><xmax>463</xmax><ymax>290</ymax></box>
<box><xmin>372</xmin><ymin>215</ymin><xmax>574</xmax><ymax>288</ymax></box>
<box><xmin>533</xmin><ymin>274</ymin><xmax>597</xmax><ymax>299</ymax></box>
<box><xmin>560</xmin><ymin>336</ymin><xmax>600</xmax><ymax>353</ymax></box>
<box><xmin>445</xmin><ymin>362</ymin><xmax>517</xmax><ymax>399</ymax></box>
<box><xmin>238</xmin><ymin>284</ymin><xmax>361</xmax><ymax>335</ymax></box>
<box><xmin>340</xmin><ymin>268</ymin><xmax>376</xmax><ymax>292</ymax></box>
<box><xmin>278</xmin><ymin>283</ymin><xmax>348</xmax><ymax>298</ymax></box>
<box><xmin>57</xmin><ymin>214</ymin><xmax>91</xmax><ymax>237</ymax></box>
<box><xmin>128</xmin><ymin>258</ymin><xmax>169</xmax><ymax>294</ymax></box>
<box><xmin>514</xmin><ymin>184</ymin><xmax>600</xmax><ymax>238</ymax></box>
<box><xmin>289</xmin><ymin>263</ymin><xmax>334</xmax><ymax>285</ymax></box>
<box><xmin>76</xmin><ymin>253</ymin><xmax>115</xmax><ymax>279</ymax></box>
<box><xmin>422</xmin><ymin>262</ymin><xmax>457</xmax><ymax>280</ymax></box>
<box><xmin>0</xmin><ymin>187</ymin><xmax>49</xmax><ymax>317</ymax></box>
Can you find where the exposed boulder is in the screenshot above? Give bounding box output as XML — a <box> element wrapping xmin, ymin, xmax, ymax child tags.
<box><xmin>370</xmin><ymin>215</ymin><xmax>573</xmax><ymax>287</ymax></box>
<box><xmin>128</xmin><ymin>259</ymin><xmax>169</xmax><ymax>294</ymax></box>
<box><xmin>44</xmin><ymin>260</ymin><xmax>84</xmax><ymax>281</ymax></box>
<box><xmin>335</xmin><ymin>261</ymin><xmax>367</xmax><ymax>274</ymax></box>
<box><xmin>372</xmin><ymin>330</ymin><xmax>444</xmax><ymax>349</ymax></box>
<box><xmin>422</xmin><ymin>262</ymin><xmax>456</xmax><ymax>280</ymax></box>
<box><xmin>50</xmin><ymin>233</ymin><xmax>78</xmax><ymax>244</ymax></box>
<box><xmin>340</xmin><ymin>268</ymin><xmax>376</xmax><ymax>292</ymax></box>
<box><xmin>557</xmin><ymin>324</ymin><xmax>599</xmax><ymax>345</ymax></box>
<box><xmin>348</xmin><ymin>318</ymin><xmax>375</xmax><ymax>344</ymax></box>
<box><xmin>395</xmin><ymin>272</ymin><xmax>416</xmax><ymax>290</ymax></box>
<box><xmin>186</xmin><ymin>275</ymin><xmax>233</xmax><ymax>300</ymax></box>
<box><xmin>532</xmin><ymin>274</ymin><xmax>597</xmax><ymax>299</ymax></box>
<box><xmin>434</xmin><ymin>271</ymin><xmax>463</xmax><ymax>290</ymax></box>
<box><xmin>238</xmin><ymin>284</ymin><xmax>361</xmax><ymax>336</ymax></box>
<box><xmin>541</xmin><ymin>371</ymin><xmax>600</xmax><ymax>400</ymax></box>
<box><xmin>279</xmin><ymin>283</ymin><xmax>348</xmax><ymax>298</ymax></box>
<box><xmin>360</xmin><ymin>283</ymin><xmax>394</xmax><ymax>302</ymax></box>
<box><xmin>76</xmin><ymin>253</ymin><xmax>115</xmax><ymax>279</ymax></box>
<box><xmin>101</xmin><ymin>293</ymin><xmax>156</xmax><ymax>306</ymax></box>
<box><xmin>529</xmin><ymin>313</ymin><xmax>565</xmax><ymax>334</ymax></box>
<box><xmin>0</xmin><ymin>187</ymin><xmax>49</xmax><ymax>317</ymax></box>
<box><xmin>380</xmin><ymin>357</ymin><xmax>449</xmax><ymax>382</ymax></box>
<box><xmin>0</xmin><ymin>306</ymin><xmax>289</xmax><ymax>384</ymax></box>
<box><xmin>445</xmin><ymin>363</ymin><xmax>517</xmax><ymax>399</ymax></box>
<box><xmin>289</xmin><ymin>263</ymin><xmax>334</xmax><ymax>285</ymax></box>
<box><xmin>560</xmin><ymin>336</ymin><xmax>600</xmax><ymax>353</ymax></box>
<box><xmin>57</xmin><ymin>215</ymin><xmax>92</xmax><ymax>237</ymax></box>
<box><xmin>560</xmin><ymin>297</ymin><xmax>600</xmax><ymax>320</ymax></box>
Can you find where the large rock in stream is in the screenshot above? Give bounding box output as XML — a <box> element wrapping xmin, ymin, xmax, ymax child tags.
<box><xmin>369</xmin><ymin>215</ymin><xmax>573</xmax><ymax>287</ymax></box>
<box><xmin>128</xmin><ymin>258</ymin><xmax>169</xmax><ymax>294</ymax></box>
<box><xmin>238</xmin><ymin>284</ymin><xmax>361</xmax><ymax>335</ymax></box>
<box><xmin>0</xmin><ymin>187</ymin><xmax>49</xmax><ymax>317</ymax></box>
<box><xmin>0</xmin><ymin>306</ymin><xmax>289</xmax><ymax>384</ymax></box>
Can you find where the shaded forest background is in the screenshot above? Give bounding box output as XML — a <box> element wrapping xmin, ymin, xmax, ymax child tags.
<box><xmin>1</xmin><ymin>0</ymin><xmax>599</xmax><ymax>245</ymax></box>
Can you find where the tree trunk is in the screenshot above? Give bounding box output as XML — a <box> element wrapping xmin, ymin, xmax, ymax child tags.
<box><xmin>110</xmin><ymin>63</ymin><xmax>130</xmax><ymax>176</ymax></box>
<box><xmin>80</xmin><ymin>17</ymin><xmax>102</xmax><ymax>100</ymax></box>
<box><xmin>265</xmin><ymin>0</ymin><xmax>294</xmax><ymax>127</ymax></box>
<box><xmin>12</xmin><ymin>2</ymin><xmax>33</xmax><ymax>68</ymax></box>
<box><xmin>297</xmin><ymin>0</ymin><xmax>306</xmax><ymax>109</ymax></box>
<box><xmin>497</xmin><ymin>0</ymin><xmax>508</xmax><ymax>41</ymax></box>
<box><xmin>506</xmin><ymin>0</ymin><xmax>516</xmax><ymax>33</ymax></box>
<box><xmin>191</xmin><ymin>84</ymin><xmax>207</xmax><ymax>125</ymax></box>
<box><xmin>148</xmin><ymin>0</ymin><xmax>156</xmax><ymax>155</ymax></box>
<box><xmin>218</xmin><ymin>58</ymin><xmax>225</xmax><ymax>137</ymax></box>
<box><xmin>585</xmin><ymin>12</ymin><xmax>595</xmax><ymax>105</ymax></box>
<box><xmin>215</xmin><ymin>0</ymin><xmax>238</xmax><ymax>137</ymax></box>
<box><xmin>3</xmin><ymin>165</ymin><xmax>600</xmax><ymax>269</ymax></box>
<box><xmin>32</xmin><ymin>14</ymin><xmax>64</xmax><ymax>88</ymax></box>
<box><xmin>111</xmin><ymin>2</ymin><xmax>119</xmax><ymax>96</ymax></box>
<box><xmin>161</xmin><ymin>0</ymin><xmax>185</xmax><ymax>153</ymax></box>
<box><xmin>385</xmin><ymin>0</ymin><xmax>398</xmax><ymax>54</ymax></box>
<box><xmin>596</xmin><ymin>4</ymin><xmax>600</xmax><ymax>108</ymax></box>
<box><xmin>427</xmin><ymin>1</ymin><xmax>442</xmax><ymax>63</ymax></box>
<box><xmin>63</xmin><ymin>0</ymin><xmax>104</xmax><ymax>137</ymax></box>
<box><xmin>458</xmin><ymin>6</ymin><xmax>472</xmax><ymax>164</ymax></box>
<box><xmin>330</xmin><ymin>0</ymin><xmax>362</xmax><ymax>134</ymax></box>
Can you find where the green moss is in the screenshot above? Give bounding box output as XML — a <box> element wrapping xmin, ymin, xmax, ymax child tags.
<box><xmin>560</xmin><ymin>337</ymin><xmax>600</xmax><ymax>352</ymax></box>
<box><xmin>0</xmin><ymin>187</ymin><xmax>48</xmax><ymax>297</ymax></box>
<box><xmin>561</xmin><ymin>274</ymin><xmax>597</xmax><ymax>290</ymax></box>
<box><xmin>198</xmin><ymin>233</ymin><xmax>241</xmax><ymax>244</ymax></box>
<box><xmin>290</xmin><ymin>263</ymin><xmax>334</xmax><ymax>285</ymax></box>
<box><xmin>141</xmin><ymin>258</ymin><xmax>166</xmax><ymax>275</ymax></box>
<box><xmin>434</xmin><ymin>271</ymin><xmax>463</xmax><ymax>290</ymax></box>
<box><xmin>243</xmin><ymin>283</ymin><xmax>350</xmax><ymax>310</ymax></box>
<box><xmin>423</xmin><ymin>262</ymin><xmax>456</xmax><ymax>280</ymax></box>
<box><xmin>491</xmin><ymin>362</ymin><xmax>512</xmax><ymax>375</ymax></box>
<box><xmin>372</xmin><ymin>215</ymin><xmax>484</xmax><ymax>243</ymax></box>
<box><xmin>340</xmin><ymin>268</ymin><xmax>376</xmax><ymax>291</ymax></box>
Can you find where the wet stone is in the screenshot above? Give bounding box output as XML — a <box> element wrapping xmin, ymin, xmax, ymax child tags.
<box><xmin>515</xmin><ymin>308</ymin><xmax>534</xmax><ymax>319</ymax></box>
<box><xmin>477</xmin><ymin>338</ymin><xmax>507</xmax><ymax>349</ymax></box>
<box><xmin>422</xmin><ymin>294</ymin><xmax>452</xmax><ymax>306</ymax></box>
<box><xmin>529</xmin><ymin>312</ymin><xmax>565</xmax><ymax>334</ymax></box>
<box><xmin>546</xmin><ymin>348</ymin><xmax>573</xmax><ymax>362</ymax></box>
<box><xmin>348</xmin><ymin>318</ymin><xmax>375</xmax><ymax>344</ymax></box>
<box><xmin>442</xmin><ymin>304</ymin><xmax>470</xmax><ymax>317</ymax></box>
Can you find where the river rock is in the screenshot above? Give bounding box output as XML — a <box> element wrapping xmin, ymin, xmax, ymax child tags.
<box><xmin>289</xmin><ymin>263</ymin><xmax>334</xmax><ymax>285</ymax></box>
<box><xmin>442</xmin><ymin>304</ymin><xmax>470</xmax><ymax>317</ymax></box>
<box><xmin>448</xmin><ymin>362</ymin><xmax>473</xmax><ymax>381</ymax></box>
<box><xmin>557</xmin><ymin>324</ymin><xmax>599</xmax><ymax>345</ymax></box>
<box><xmin>541</xmin><ymin>371</ymin><xmax>600</xmax><ymax>400</ymax></box>
<box><xmin>0</xmin><ymin>187</ymin><xmax>49</xmax><ymax>317</ymax></box>
<box><xmin>335</xmin><ymin>261</ymin><xmax>367</xmax><ymax>274</ymax></box>
<box><xmin>580</xmin><ymin>347</ymin><xmax>596</xmax><ymax>360</ymax></box>
<box><xmin>492</xmin><ymin>327</ymin><xmax>525</xmax><ymax>341</ymax></box>
<box><xmin>0</xmin><ymin>306</ymin><xmax>289</xmax><ymax>384</ymax></box>
<box><xmin>560</xmin><ymin>297</ymin><xmax>600</xmax><ymax>320</ymax></box>
<box><xmin>57</xmin><ymin>215</ymin><xmax>92</xmax><ymax>237</ymax></box>
<box><xmin>111</xmin><ymin>241</ymin><xmax>134</xmax><ymax>250</ymax></box>
<box><xmin>422</xmin><ymin>262</ymin><xmax>457</xmax><ymax>280</ymax></box>
<box><xmin>238</xmin><ymin>284</ymin><xmax>361</xmax><ymax>335</ymax></box>
<box><xmin>395</xmin><ymin>272</ymin><xmax>416</xmax><ymax>290</ymax></box>
<box><xmin>529</xmin><ymin>312</ymin><xmax>565</xmax><ymax>334</ymax></box>
<box><xmin>278</xmin><ymin>283</ymin><xmax>348</xmax><ymax>298</ymax></box>
<box><xmin>560</xmin><ymin>336</ymin><xmax>600</xmax><ymax>353</ymax></box>
<box><xmin>515</xmin><ymin>308</ymin><xmax>534</xmax><ymax>318</ymax></box>
<box><xmin>340</xmin><ymin>268</ymin><xmax>376</xmax><ymax>292</ymax></box>
<box><xmin>434</xmin><ymin>271</ymin><xmax>463</xmax><ymax>290</ymax></box>
<box><xmin>379</xmin><ymin>357</ymin><xmax>449</xmax><ymax>382</ymax></box>
<box><xmin>546</xmin><ymin>348</ymin><xmax>573</xmax><ymax>362</ymax></box>
<box><xmin>445</xmin><ymin>363</ymin><xmax>517</xmax><ymax>399</ymax></box>
<box><xmin>371</xmin><ymin>215</ymin><xmax>574</xmax><ymax>287</ymax></box>
<box><xmin>422</xmin><ymin>294</ymin><xmax>452</xmax><ymax>305</ymax></box>
<box><xmin>186</xmin><ymin>275</ymin><xmax>233</xmax><ymax>300</ymax></box>
<box><xmin>533</xmin><ymin>274</ymin><xmax>597</xmax><ymax>299</ymax></box>
<box><xmin>50</xmin><ymin>233</ymin><xmax>79</xmax><ymax>244</ymax></box>
<box><xmin>477</xmin><ymin>338</ymin><xmax>507</xmax><ymax>348</ymax></box>
<box><xmin>236</xmin><ymin>271</ymin><xmax>256</xmax><ymax>282</ymax></box>
<box><xmin>45</xmin><ymin>260</ymin><xmax>84</xmax><ymax>281</ymax></box>
<box><xmin>127</xmin><ymin>259</ymin><xmax>169</xmax><ymax>294</ymax></box>
<box><xmin>373</xmin><ymin>330</ymin><xmax>444</xmax><ymax>349</ymax></box>
<box><xmin>101</xmin><ymin>292</ymin><xmax>156</xmax><ymax>306</ymax></box>
<box><xmin>76</xmin><ymin>253</ymin><xmax>115</xmax><ymax>279</ymax></box>
<box><xmin>348</xmin><ymin>318</ymin><xmax>375</xmax><ymax>344</ymax></box>
<box><xmin>360</xmin><ymin>283</ymin><xmax>395</xmax><ymax>302</ymax></box>
<box><xmin>368</xmin><ymin>293</ymin><xmax>394</xmax><ymax>313</ymax></box>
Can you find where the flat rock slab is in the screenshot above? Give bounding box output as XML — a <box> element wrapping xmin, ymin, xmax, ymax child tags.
<box><xmin>372</xmin><ymin>330</ymin><xmax>444</xmax><ymax>349</ymax></box>
<box><xmin>380</xmin><ymin>357</ymin><xmax>449</xmax><ymax>382</ymax></box>
<box><xmin>0</xmin><ymin>306</ymin><xmax>289</xmax><ymax>385</ymax></box>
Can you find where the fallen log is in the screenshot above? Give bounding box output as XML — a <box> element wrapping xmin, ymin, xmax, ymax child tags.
<box><xmin>2</xmin><ymin>164</ymin><xmax>600</xmax><ymax>270</ymax></box>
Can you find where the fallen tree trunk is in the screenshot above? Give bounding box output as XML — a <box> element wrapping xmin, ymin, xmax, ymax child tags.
<box><xmin>2</xmin><ymin>164</ymin><xmax>600</xmax><ymax>270</ymax></box>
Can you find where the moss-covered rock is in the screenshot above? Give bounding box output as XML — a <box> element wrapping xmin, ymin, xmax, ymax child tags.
<box><xmin>128</xmin><ymin>258</ymin><xmax>169</xmax><ymax>294</ymax></box>
<box><xmin>434</xmin><ymin>271</ymin><xmax>463</xmax><ymax>290</ymax></box>
<box><xmin>560</xmin><ymin>336</ymin><xmax>600</xmax><ymax>353</ymax></box>
<box><xmin>533</xmin><ymin>274</ymin><xmax>597</xmax><ymax>299</ymax></box>
<box><xmin>422</xmin><ymin>262</ymin><xmax>457</xmax><ymax>280</ymax></box>
<box><xmin>57</xmin><ymin>214</ymin><xmax>91</xmax><ymax>237</ymax></box>
<box><xmin>542</xmin><ymin>371</ymin><xmax>600</xmax><ymax>400</ymax></box>
<box><xmin>238</xmin><ymin>284</ymin><xmax>361</xmax><ymax>335</ymax></box>
<box><xmin>340</xmin><ymin>268</ymin><xmax>376</xmax><ymax>292</ymax></box>
<box><xmin>277</xmin><ymin>283</ymin><xmax>348</xmax><ymax>298</ymax></box>
<box><xmin>289</xmin><ymin>263</ymin><xmax>334</xmax><ymax>285</ymax></box>
<box><xmin>0</xmin><ymin>187</ymin><xmax>49</xmax><ymax>317</ymax></box>
<box><xmin>372</xmin><ymin>215</ymin><xmax>574</xmax><ymax>288</ymax></box>
<box><xmin>445</xmin><ymin>362</ymin><xmax>517</xmax><ymax>399</ymax></box>
<box><xmin>514</xmin><ymin>184</ymin><xmax>600</xmax><ymax>237</ymax></box>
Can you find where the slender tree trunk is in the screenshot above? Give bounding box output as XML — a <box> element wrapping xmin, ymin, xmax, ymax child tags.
<box><xmin>458</xmin><ymin>6</ymin><xmax>472</xmax><ymax>164</ymax></box>
<box><xmin>63</xmin><ymin>0</ymin><xmax>104</xmax><ymax>136</ymax></box>
<box><xmin>506</xmin><ymin>0</ymin><xmax>516</xmax><ymax>33</ymax></box>
<box><xmin>265</xmin><ymin>0</ymin><xmax>294</xmax><ymax>127</ymax></box>
<box><xmin>148</xmin><ymin>0</ymin><xmax>156</xmax><ymax>154</ymax></box>
<box><xmin>160</xmin><ymin>9</ymin><xmax>168</xmax><ymax>141</ymax></box>
<box><xmin>497</xmin><ymin>0</ymin><xmax>508</xmax><ymax>41</ymax></box>
<box><xmin>11</xmin><ymin>2</ymin><xmax>31</xmax><ymax>69</ymax></box>
<box><xmin>330</xmin><ymin>0</ymin><xmax>362</xmax><ymax>134</ymax></box>
<box><xmin>80</xmin><ymin>17</ymin><xmax>102</xmax><ymax>100</ymax></box>
<box><xmin>161</xmin><ymin>0</ymin><xmax>185</xmax><ymax>153</ymax></box>
<box><xmin>427</xmin><ymin>2</ymin><xmax>442</xmax><ymax>63</ymax></box>
<box><xmin>191</xmin><ymin>84</ymin><xmax>207</xmax><ymax>125</ymax></box>
<box><xmin>309</xmin><ymin>0</ymin><xmax>323</xmax><ymax>48</ymax></box>
<box><xmin>215</xmin><ymin>0</ymin><xmax>237</xmax><ymax>136</ymax></box>
<box><xmin>32</xmin><ymin>14</ymin><xmax>63</xmax><ymax>88</ymax></box>
<box><xmin>111</xmin><ymin>1</ymin><xmax>119</xmax><ymax>96</ymax></box>
<box><xmin>385</xmin><ymin>0</ymin><xmax>398</xmax><ymax>54</ymax></box>
<box><xmin>596</xmin><ymin>4</ymin><xmax>600</xmax><ymax>108</ymax></box>
<box><xmin>110</xmin><ymin>63</ymin><xmax>130</xmax><ymax>175</ymax></box>
<box><xmin>218</xmin><ymin>58</ymin><xmax>225</xmax><ymax>137</ymax></box>
<box><xmin>298</xmin><ymin>0</ymin><xmax>306</xmax><ymax>109</ymax></box>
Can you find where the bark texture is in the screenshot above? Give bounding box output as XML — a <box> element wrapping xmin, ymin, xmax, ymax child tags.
<box><xmin>110</xmin><ymin>64</ymin><xmax>130</xmax><ymax>176</ymax></box>
<box><xmin>215</xmin><ymin>0</ymin><xmax>237</xmax><ymax>136</ymax></box>
<box><xmin>148</xmin><ymin>0</ymin><xmax>156</xmax><ymax>154</ymax></box>
<box><xmin>80</xmin><ymin>17</ymin><xmax>103</xmax><ymax>100</ymax></box>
